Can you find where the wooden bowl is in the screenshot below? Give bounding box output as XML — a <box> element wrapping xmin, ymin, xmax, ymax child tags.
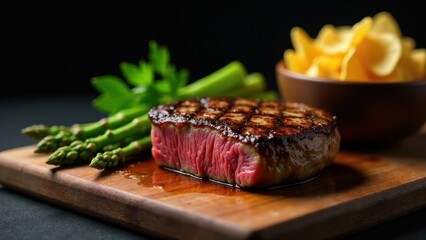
<box><xmin>275</xmin><ymin>60</ymin><xmax>426</xmax><ymax>146</ymax></box>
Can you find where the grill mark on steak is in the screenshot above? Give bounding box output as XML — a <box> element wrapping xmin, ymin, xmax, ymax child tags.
<box><xmin>149</xmin><ymin>97</ymin><xmax>336</xmax><ymax>145</ymax></box>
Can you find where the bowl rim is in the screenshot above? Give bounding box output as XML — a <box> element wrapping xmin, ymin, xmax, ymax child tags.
<box><xmin>276</xmin><ymin>60</ymin><xmax>426</xmax><ymax>86</ymax></box>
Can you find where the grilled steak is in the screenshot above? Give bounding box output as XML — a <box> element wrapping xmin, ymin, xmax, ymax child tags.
<box><xmin>148</xmin><ymin>97</ymin><xmax>340</xmax><ymax>188</ymax></box>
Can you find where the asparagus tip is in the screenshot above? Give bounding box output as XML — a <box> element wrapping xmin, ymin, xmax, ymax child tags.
<box><xmin>21</xmin><ymin>124</ymin><xmax>49</xmax><ymax>140</ymax></box>
<box><xmin>89</xmin><ymin>151</ymin><xmax>121</xmax><ymax>170</ymax></box>
<box><xmin>46</xmin><ymin>146</ymin><xmax>80</xmax><ymax>166</ymax></box>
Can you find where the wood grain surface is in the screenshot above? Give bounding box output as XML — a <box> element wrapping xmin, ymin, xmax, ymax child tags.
<box><xmin>1</xmin><ymin>129</ymin><xmax>426</xmax><ymax>240</ymax></box>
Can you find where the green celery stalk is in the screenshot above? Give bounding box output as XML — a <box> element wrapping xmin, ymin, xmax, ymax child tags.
<box><xmin>178</xmin><ymin>61</ymin><xmax>247</xmax><ymax>98</ymax></box>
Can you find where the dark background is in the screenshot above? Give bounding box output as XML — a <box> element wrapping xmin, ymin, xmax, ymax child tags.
<box><xmin>1</xmin><ymin>2</ymin><xmax>426</xmax><ymax>239</ymax></box>
<box><xmin>1</xmin><ymin>0</ymin><xmax>425</xmax><ymax>99</ymax></box>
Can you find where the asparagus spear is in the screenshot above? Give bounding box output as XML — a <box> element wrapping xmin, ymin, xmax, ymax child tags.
<box><xmin>101</xmin><ymin>134</ymin><xmax>145</xmax><ymax>152</ymax></box>
<box><xmin>89</xmin><ymin>135</ymin><xmax>151</xmax><ymax>169</ymax></box>
<box><xmin>46</xmin><ymin>114</ymin><xmax>151</xmax><ymax>166</ymax></box>
<box><xmin>35</xmin><ymin>130</ymin><xmax>75</xmax><ymax>153</ymax></box>
<box><xmin>71</xmin><ymin>105</ymin><xmax>150</xmax><ymax>139</ymax></box>
<box><xmin>21</xmin><ymin>125</ymin><xmax>70</xmax><ymax>140</ymax></box>
<box><xmin>31</xmin><ymin>105</ymin><xmax>149</xmax><ymax>153</ymax></box>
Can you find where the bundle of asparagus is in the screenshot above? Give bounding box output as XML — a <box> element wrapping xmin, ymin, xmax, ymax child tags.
<box><xmin>21</xmin><ymin>41</ymin><xmax>277</xmax><ymax>170</ymax></box>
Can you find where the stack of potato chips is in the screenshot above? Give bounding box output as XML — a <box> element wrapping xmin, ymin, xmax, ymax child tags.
<box><xmin>284</xmin><ymin>11</ymin><xmax>425</xmax><ymax>82</ymax></box>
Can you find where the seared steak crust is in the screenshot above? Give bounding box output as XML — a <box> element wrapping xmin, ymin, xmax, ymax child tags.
<box><xmin>149</xmin><ymin>97</ymin><xmax>340</xmax><ymax>188</ymax></box>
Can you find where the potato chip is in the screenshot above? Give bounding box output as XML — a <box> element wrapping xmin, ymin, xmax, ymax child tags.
<box><xmin>389</xmin><ymin>64</ymin><xmax>418</xmax><ymax>82</ymax></box>
<box><xmin>290</xmin><ymin>27</ymin><xmax>320</xmax><ymax>67</ymax></box>
<box><xmin>376</xmin><ymin>39</ymin><xmax>415</xmax><ymax>81</ymax></box>
<box><xmin>401</xmin><ymin>37</ymin><xmax>415</xmax><ymax>52</ymax></box>
<box><xmin>315</xmin><ymin>24</ymin><xmax>349</xmax><ymax>54</ymax></box>
<box><xmin>350</xmin><ymin>17</ymin><xmax>373</xmax><ymax>47</ymax></box>
<box><xmin>411</xmin><ymin>49</ymin><xmax>426</xmax><ymax>79</ymax></box>
<box><xmin>306</xmin><ymin>55</ymin><xmax>341</xmax><ymax>79</ymax></box>
<box><xmin>283</xmin><ymin>49</ymin><xmax>307</xmax><ymax>73</ymax></box>
<box><xmin>393</xmin><ymin>50</ymin><xmax>426</xmax><ymax>81</ymax></box>
<box><xmin>340</xmin><ymin>47</ymin><xmax>370</xmax><ymax>81</ymax></box>
<box><xmin>350</xmin><ymin>32</ymin><xmax>402</xmax><ymax>77</ymax></box>
<box><xmin>315</xmin><ymin>17</ymin><xmax>372</xmax><ymax>55</ymax></box>
<box><xmin>400</xmin><ymin>37</ymin><xmax>425</xmax><ymax>80</ymax></box>
<box><xmin>393</xmin><ymin>37</ymin><xmax>421</xmax><ymax>81</ymax></box>
<box><xmin>372</xmin><ymin>11</ymin><xmax>402</xmax><ymax>37</ymax></box>
<box><xmin>316</xmin><ymin>24</ymin><xmax>338</xmax><ymax>44</ymax></box>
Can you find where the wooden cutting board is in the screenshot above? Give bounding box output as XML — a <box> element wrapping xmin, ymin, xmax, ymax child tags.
<box><xmin>1</xmin><ymin>130</ymin><xmax>426</xmax><ymax>240</ymax></box>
